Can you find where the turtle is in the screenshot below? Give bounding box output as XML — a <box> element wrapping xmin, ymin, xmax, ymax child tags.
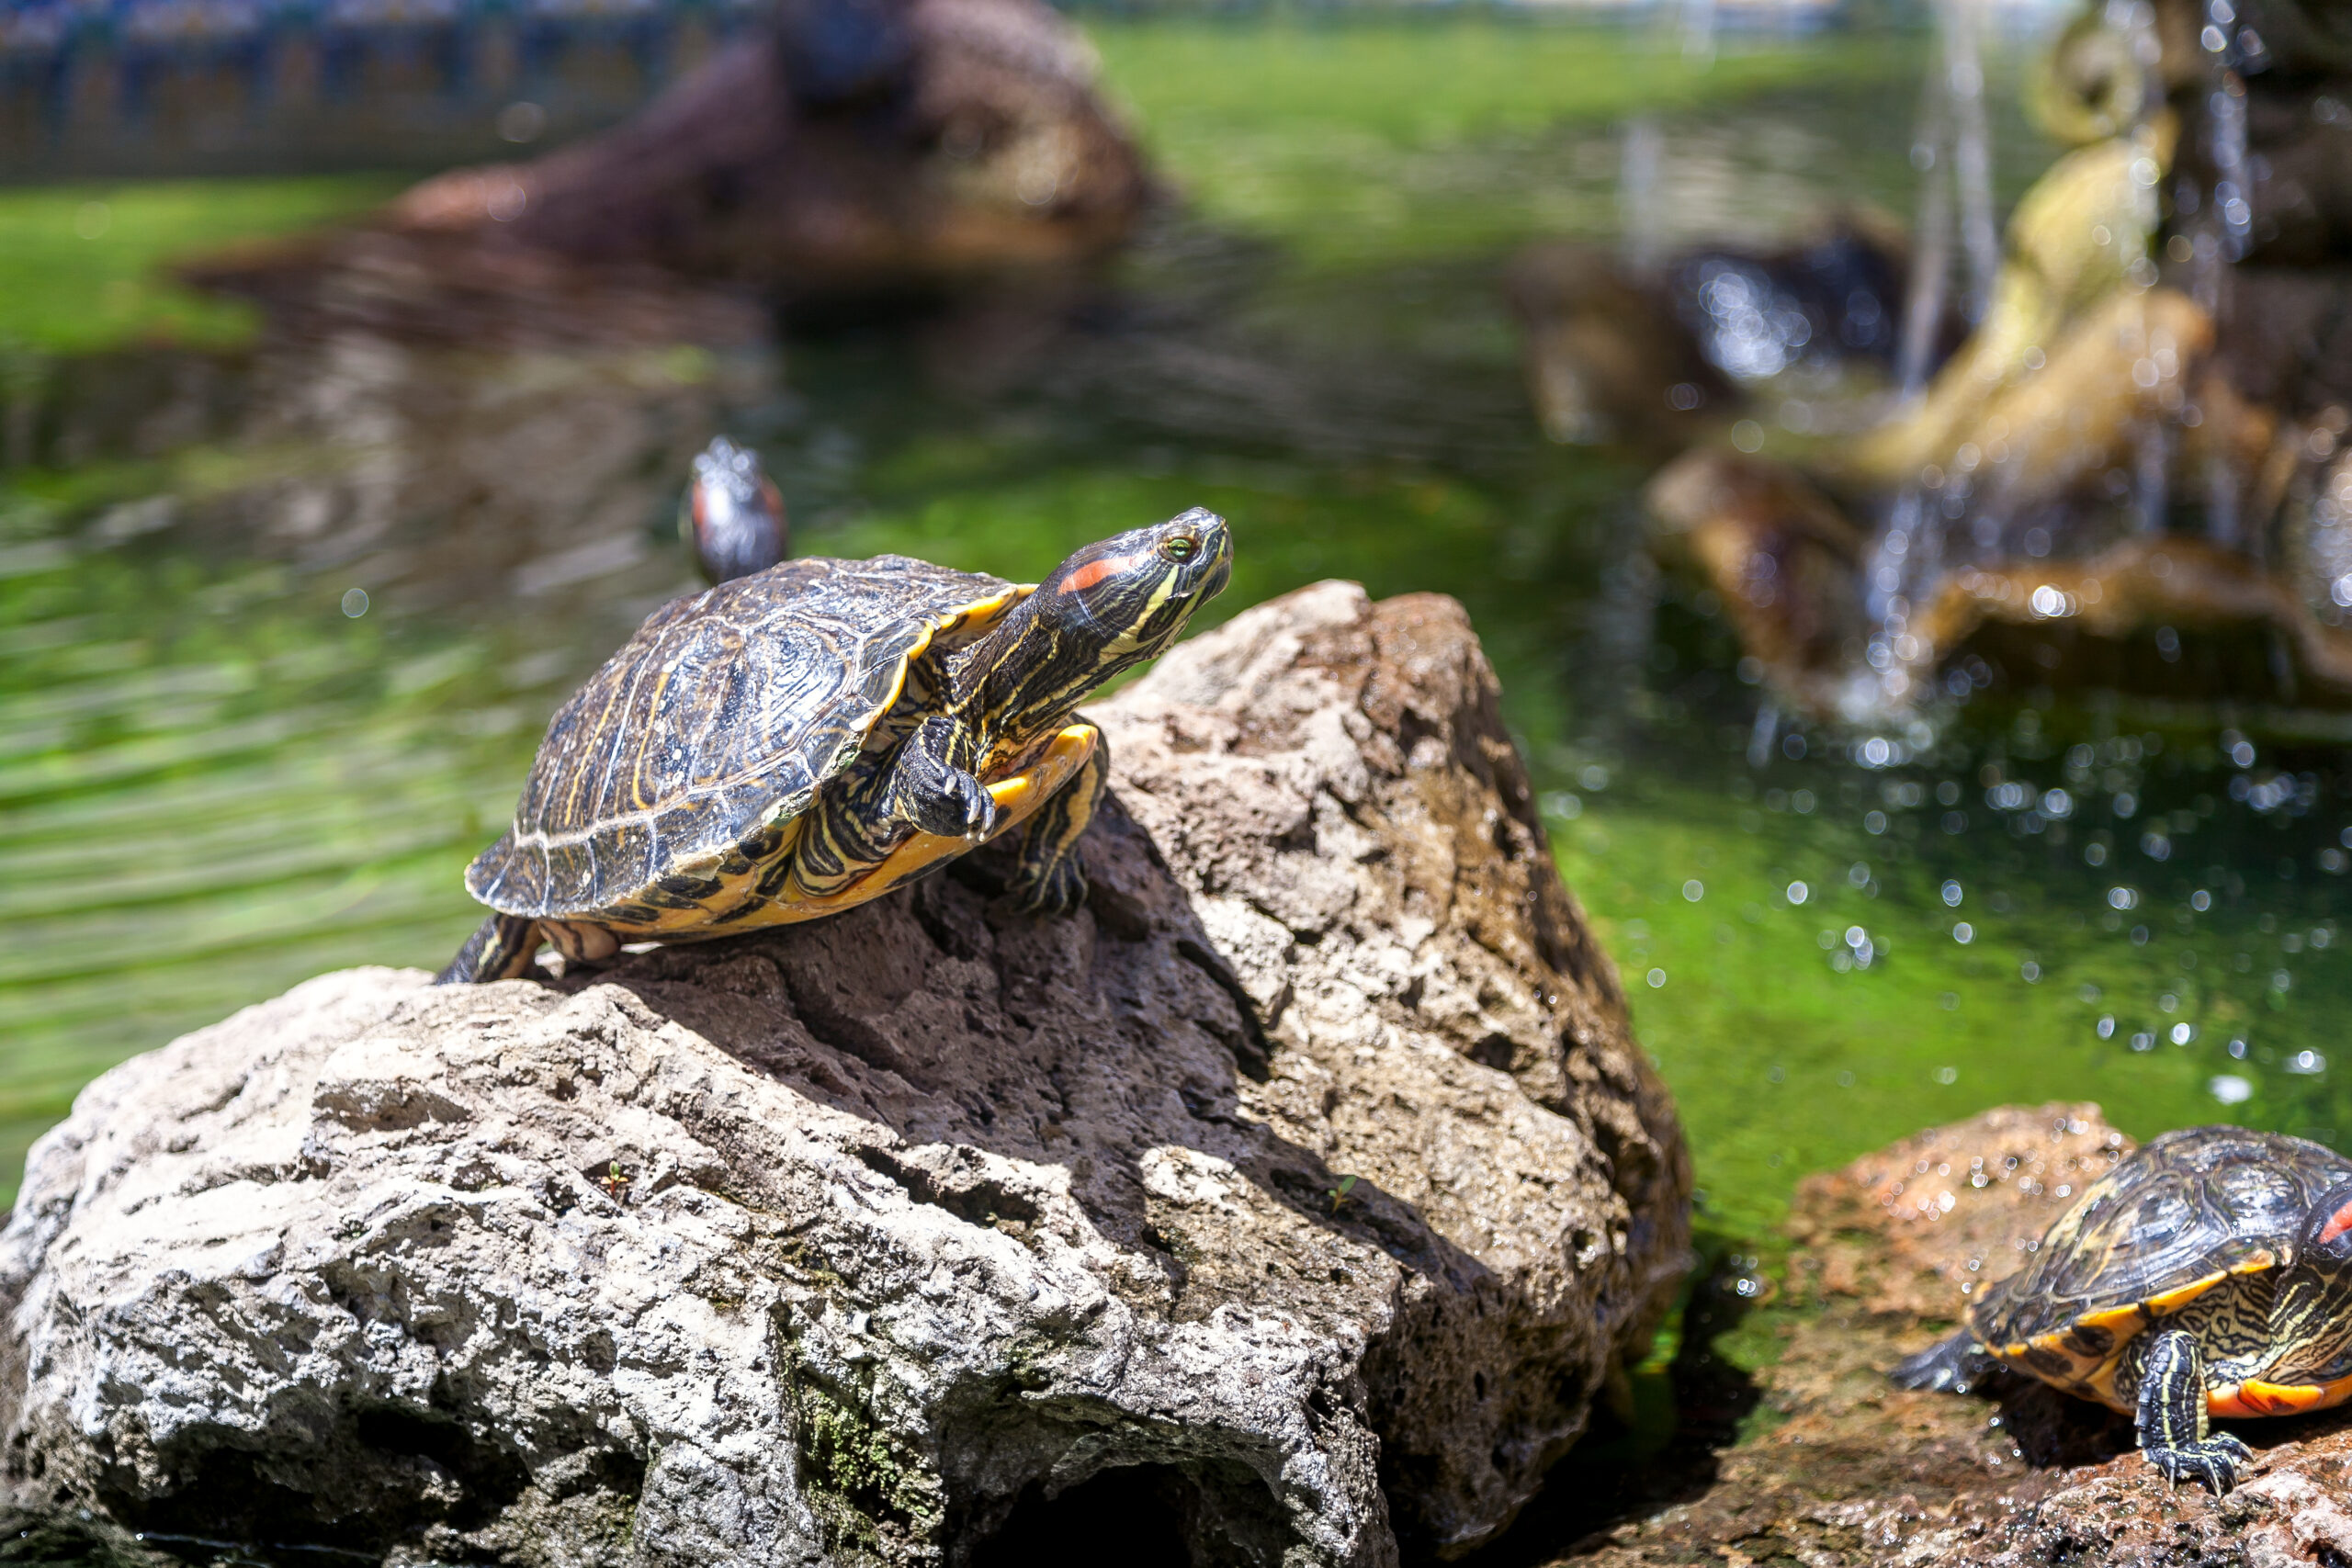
<box><xmin>435</xmin><ymin>506</ymin><xmax>1232</xmax><ymax>984</ymax></box>
<box><xmin>1891</xmin><ymin>1124</ymin><xmax>2352</xmax><ymax>1493</ymax></box>
<box><xmin>681</xmin><ymin>435</ymin><xmax>788</xmax><ymax>584</ymax></box>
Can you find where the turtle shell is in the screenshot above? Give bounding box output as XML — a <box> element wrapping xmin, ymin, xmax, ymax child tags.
<box><xmin>467</xmin><ymin>555</ymin><xmax>1027</xmax><ymax>919</ymax></box>
<box><xmin>1971</xmin><ymin>1126</ymin><xmax>2352</xmax><ymax>1407</ymax></box>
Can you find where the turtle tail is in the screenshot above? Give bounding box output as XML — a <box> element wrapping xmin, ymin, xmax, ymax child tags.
<box><xmin>435</xmin><ymin>915</ymin><xmax>543</xmax><ymax>985</ymax></box>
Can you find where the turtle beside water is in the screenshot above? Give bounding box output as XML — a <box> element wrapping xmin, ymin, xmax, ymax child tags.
<box><xmin>437</xmin><ymin>506</ymin><xmax>1232</xmax><ymax>983</ymax></box>
<box><xmin>1894</xmin><ymin>1125</ymin><xmax>2352</xmax><ymax>1493</ymax></box>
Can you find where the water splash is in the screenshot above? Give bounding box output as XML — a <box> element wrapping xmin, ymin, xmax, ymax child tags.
<box><xmin>1619</xmin><ymin>117</ymin><xmax>1668</xmax><ymax>277</ymax></box>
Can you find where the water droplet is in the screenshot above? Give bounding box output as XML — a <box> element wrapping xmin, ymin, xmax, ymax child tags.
<box><xmin>1953</xmin><ymin>922</ymin><xmax>1973</xmax><ymax>944</ymax></box>
<box><xmin>1645</xmin><ymin>968</ymin><xmax>1667</xmax><ymax>989</ymax></box>
<box><xmin>2210</xmin><ymin>1075</ymin><xmax>2253</xmax><ymax>1106</ymax></box>
<box><xmin>341</xmin><ymin>588</ymin><xmax>369</xmax><ymax>618</ymax></box>
<box><xmin>1934</xmin><ymin>1066</ymin><xmax>1958</xmax><ymax>1086</ymax></box>
<box><xmin>1786</xmin><ymin>881</ymin><xmax>1808</xmax><ymax>905</ymax></box>
<box><xmin>1941</xmin><ymin>880</ymin><xmax>1963</xmax><ymax>908</ymax></box>
<box><xmin>1683</xmin><ymin>879</ymin><xmax>1704</xmax><ymax>902</ymax></box>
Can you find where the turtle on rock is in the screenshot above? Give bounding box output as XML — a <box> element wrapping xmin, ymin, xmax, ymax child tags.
<box><xmin>1892</xmin><ymin>1125</ymin><xmax>2352</xmax><ymax>1493</ymax></box>
<box><xmin>681</xmin><ymin>435</ymin><xmax>789</xmax><ymax>583</ymax></box>
<box><xmin>437</xmin><ymin>507</ymin><xmax>1232</xmax><ymax>983</ymax></box>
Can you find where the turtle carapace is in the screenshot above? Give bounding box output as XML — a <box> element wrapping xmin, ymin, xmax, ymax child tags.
<box><xmin>437</xmin><ymin>508</ymin><xmax>1232</xmax><ymax>983</ymax></box>
<box><xmin>1892</xmin><ymin>1125</ymin><xmax>2352</xmax><ymax>1493</ymax></box>
<box><xmin>681</xmin><ymin>436</ymin><xmax>788</xmax><ymax>583</ymax></box>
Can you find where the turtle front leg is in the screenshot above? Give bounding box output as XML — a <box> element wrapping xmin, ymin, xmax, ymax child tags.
<box><xmin>1888</xmin><ymin>1328</ymin><xmax>1999</xmax><ymax>1395</ymax></box>
<box><xmin>2136</xmin><ymin>1327</ymin><xmax>2255</xmax><ymax>1493</ymax></box>
<box><xmin>1006</xmin><ymin>726</ymin><xmax>1107</xmax><ymax>918</ymax></box>
<box><xmin>887</xmin><ymin>715</ymin><xmax>998</xmax><ymax>839</ymax></box>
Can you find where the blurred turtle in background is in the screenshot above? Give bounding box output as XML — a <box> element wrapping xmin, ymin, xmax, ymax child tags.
<box><xmin>1894</xmin><ymin>1125</ymin><xmax>2352</xmax><ymax>1494</ymax></box>
<box><xmin>683</xmin><ymin>436</ymin><xmax>789</xmax><ymax>583</ymax></box>
<box><xmin>1506</xmin><ymin>211</ymin><xmax>1935</xmax><ymax>457</ymax></box>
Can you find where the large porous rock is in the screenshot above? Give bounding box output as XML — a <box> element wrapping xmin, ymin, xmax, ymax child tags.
<box><xmin>1557</xmin><ymin>1103</ymin><xmax>2352</xmax><ymax>1568</ymax></box>
<box><xmin>0</xmin><ymin>582</ymin><xmax>1690</xmax><ymax>1567</ymax></box>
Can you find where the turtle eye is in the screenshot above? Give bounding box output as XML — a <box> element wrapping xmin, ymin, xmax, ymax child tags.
<box><xmin>1161</xmin><ymin>536</ymin><xmax>1198</xmax><ymax>563</ymax></box>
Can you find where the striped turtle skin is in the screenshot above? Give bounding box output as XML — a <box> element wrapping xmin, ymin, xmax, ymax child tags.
<box><xmin>1894</xmin><ymin>1125</ymin><xmax>2352</xmax><ymax>1494</ymax></box>
<box><xmin>437</xmin><ymin>509</ymin><xmax>1233</xmax><ymax>983</ymax></box>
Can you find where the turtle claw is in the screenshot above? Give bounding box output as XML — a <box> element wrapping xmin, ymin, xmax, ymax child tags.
<box><xmin>1005</xmin><ymin>855</ymin><xmax>1088</xmax><ymax>919</ymax></box>
<box><xmin>908</xmin><ymin>766</ymin><xmax>997</xmax><ymax>840</ymax></box>
<box><xmin>2148</xmin><ymin>1437</ymin><xmax>2252</xmax><ymax>1495</ymax></box>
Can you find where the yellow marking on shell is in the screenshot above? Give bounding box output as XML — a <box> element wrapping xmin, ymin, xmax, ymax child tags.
<box><xmin>594</xmin><ymin>723</ymin><xmax>1097</xmax><ymax>936</ymax></box>
<box><xmin>2141</xmin><ymin>1269</ymin><xmax>2237</xmax><ymax>1317</ymax></box>
<box><xmin>2208</xmin><ymin>1372</ymin><xmax>2352</xmax><ymax>1419</ymax></box>
<box><xmin>2076</xmin><ymin>1301</ymin><xmax>2156</xmax><ymax>1335</ymax></box>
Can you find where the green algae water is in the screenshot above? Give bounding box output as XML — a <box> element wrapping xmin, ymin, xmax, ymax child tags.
<box><xmin>3</xmin><ymin>15</ymin><xmax>2348</xmax><ymax>1332</ymax></box>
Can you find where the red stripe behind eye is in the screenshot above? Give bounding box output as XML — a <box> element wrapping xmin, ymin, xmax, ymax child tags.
<box><xmin>1058</xmin><ymin>555</ymin><xmax>1135</xmax><ymax>594</ymax></box>
<box><xmin>2319</xmin><ymin>1201</ymin><xmax>2352</xmax><ymax>1245</ymax></box>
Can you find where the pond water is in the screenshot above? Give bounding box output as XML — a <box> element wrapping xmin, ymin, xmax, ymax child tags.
<box><xmin>6</xmin><ymin>13</ymin><xmax>2351</xmax><ymax>1322</ymax></box>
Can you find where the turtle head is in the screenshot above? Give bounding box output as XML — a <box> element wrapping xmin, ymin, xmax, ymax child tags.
<box><xmin>972</xmin><ymin>508</ymin><xmax>1231</xmax><ymax>737</ymax></box>
<box><xmin>682</xmin><ymin>436</ymin><xmax>788</xmax><ymax>584</ymax></box>
<box><xmin>2299</xmin><ymin>1181</ymin><xmax>2352</xmax><ymax>1272</ymax></box>
<box><xmin>1041</xmin><ymin>506</ymin><xmax>1231</xmax><ymax>654</ymax></box>
<box><xmin>2271</xmin><ymin>1179</ymin><xmax>2352</xmax><ymax>1375</ymax></box>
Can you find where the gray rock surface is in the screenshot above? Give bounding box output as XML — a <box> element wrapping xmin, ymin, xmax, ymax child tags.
<box><xmin>0</xmin><ymin>581</ymin><xmax>1690</xmax><ymax>1566</ymax></box>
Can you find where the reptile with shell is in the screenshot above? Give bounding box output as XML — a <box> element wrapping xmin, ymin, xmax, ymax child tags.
<box><xmin>1893</xmin><ymin>1124</ymin><xmax>2352</xmax><ymax>1493</ymax></box>
<box><xmin>437</xmin><ymin>507</ymin><xmax>1231</xmax><ymax>983</ymax></box>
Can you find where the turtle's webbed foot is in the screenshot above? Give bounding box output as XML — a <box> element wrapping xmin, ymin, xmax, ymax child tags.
<box><xmin>2147</xmin><ymin>1434</ymin><xmax>2253</xmax><ymax>1495</ymax></box>
<box><xmin>1005</xmin><ymin>854</ymin><xmax>1088</xmax><ymax>919</ymax></box>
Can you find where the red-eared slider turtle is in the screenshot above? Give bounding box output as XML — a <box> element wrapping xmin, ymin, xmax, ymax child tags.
<box><xmin>681</xmin><ymin>435</ymin><xmax>787</xmax><ymax>584</ymax></box>
<box><xmin>1893</xmin><ymin>1124</ymin><xmax>2352</xmax><ymax>1492</ymax></box>
<box><xmin>436</xmin><ymin>508</ymin><xmax>1231</xmax><ymax>983</ymax></box>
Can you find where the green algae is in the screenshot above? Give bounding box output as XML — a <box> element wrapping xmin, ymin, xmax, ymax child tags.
<box><xmin>0</xmin><ymin>175</ymin><xmax>401</xmax><ymax>355</ymax></box>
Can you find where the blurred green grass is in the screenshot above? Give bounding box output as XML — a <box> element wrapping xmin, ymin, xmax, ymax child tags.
<box><xmin>1091</xmin><ymin>19</ymin><xmax>1908</xmax><ymax>267</ymax></box>
<box><xmin>0</xmin><ymin>175</ymin><xmax>400</xmax><ymax>355</ymax></box>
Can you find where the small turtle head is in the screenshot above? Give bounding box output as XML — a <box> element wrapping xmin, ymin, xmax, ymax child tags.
<box><xmin>971</xmin><ymin>508</ymin><xmax>1231</xmax><ymax>739</ymax></box>
<box><xmin>2300</xmin><ymin>1181</ymin><xmax>2352</xmax><ymax>1270</ymax></box>
<box><xmin>682</xmin><ymin>436</ymin><xmax>788</xmax><ymax>584</ymax></box>
<box><xmin>1037</xmin><ymin>506</ymin><xmax>1231</xmax><ymax>672</ymax></box>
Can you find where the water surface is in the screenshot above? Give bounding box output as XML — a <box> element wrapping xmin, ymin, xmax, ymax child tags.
<box><xmin>5</xmin><ymin>17</ymin><xmax>2348</xmax><ymax>1291</ymax></box>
